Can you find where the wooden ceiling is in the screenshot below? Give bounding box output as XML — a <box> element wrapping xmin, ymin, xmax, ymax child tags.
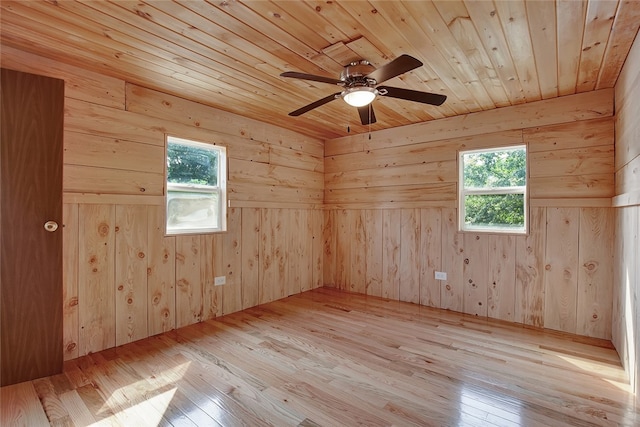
<box><xmin>1</xmin><ymin>1</ymin><xmax>639</xmax><ymax>140</ymax></box>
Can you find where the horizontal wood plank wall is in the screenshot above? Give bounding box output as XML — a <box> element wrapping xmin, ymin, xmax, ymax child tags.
<box><xmin>324</xmin><ymin>91</ymin><xmax>615</xmax><ymax>339</ymax></box>
<box><xmin>1</xmin><ymin>46</ymin><xmax>323</xmax><ymax>360</ymax></box>
<box><xmin>612</xmin><ymin>31</ymin><xmax>640</xmax><ymax>398</ymax></box>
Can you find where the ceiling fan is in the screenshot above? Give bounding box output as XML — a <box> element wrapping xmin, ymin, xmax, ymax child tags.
<box><xmin>280</xmin><ymin>54</ymin><xmax>447</xmax><ymax>125</ymax></box>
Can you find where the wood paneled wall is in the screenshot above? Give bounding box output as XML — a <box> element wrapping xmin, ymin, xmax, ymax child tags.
<box><xmin>0</xmin><ymin>43</ymin><xmax>629</xmax><ymax>368</ymax></box>
<box><xmin>613</xmin><ymin>31</ymin><xmax>640</xmax><ymax>398</ymax></box>
<box><xmin>65</xmin><ymin>205</ymin><xmax>322</xmax><ymax>358</ymax></box>
<box><xmin>324</xmin><ymin>207</ymin><xmax>614</xmax><ymax>338</ymax></box>
<box><xmin>1</xmin><ymin>46</ymin><xmax>323</xmax><ymax>360</ymax></box>
<box><xmin>324</xmin><ymin>92</ymin><xmax>615</xmax><ymax>339</ymax></box>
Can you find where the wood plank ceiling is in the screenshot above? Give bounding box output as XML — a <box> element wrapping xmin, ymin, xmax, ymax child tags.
<box><xmin>1</xmin><ymin>1</ymin><xmax>639</xmax><ymax>140</ymax></box>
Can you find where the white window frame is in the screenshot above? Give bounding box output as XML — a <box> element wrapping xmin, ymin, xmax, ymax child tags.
<box><xmin>458</xmin><ymin>145</ymin><xmax>528</xmax><ymax>234</ymax></box>
<box><xmin>165</xmin><ymin>136</ymin><xmax>227</xmax><ymax>235</ymax></box>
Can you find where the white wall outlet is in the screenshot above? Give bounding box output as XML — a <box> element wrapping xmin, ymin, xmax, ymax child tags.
<box><xmin>434</xmin><ymin>271</ymin><xmax>447</xmax><ymax>281</ymax></box>
<box><xmin>214</xmin><ymin>276</ymin><xmax>226</xmax><ymax>286</ymax></box>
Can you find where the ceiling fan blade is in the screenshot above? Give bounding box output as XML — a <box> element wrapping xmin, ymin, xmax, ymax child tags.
<box><xmin>357</xmin><ymin>104</ymin><xmax>377</xmax><ymax>125</ymax></box>
<box><xmin>288</xmin><ymin>92</ymin><xmax>341</xmax><ymax>116</ymax></box>
<box><xmin>378</xmin><ymin>86</ymin><xmax>447</xmax><ymax>106</ymax></box>
<box><xmin>280</xmin><ymin>71</ymin><xmax>342</xmax><ymax>85</ymax></box>
<box><xmin>365</xmin><ymin>54</ymin><xmax>423</xmax><ymax>84</ymax></box>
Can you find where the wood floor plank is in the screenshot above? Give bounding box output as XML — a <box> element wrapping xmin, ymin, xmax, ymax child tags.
<box><xmin>31</xmin><ymin>378</ymin><xmax>70</xmax><ymax>424</ymax></box>
<box><xmin>0</xmin><ymin>288</ymin><xmax>636</xmax><ymax>426</ymax></box>
<box><xmin>58</xmin><ymin>390</ymin><xmax>97</xmax><ymax>426</ymax></box>
<box><xmin>0</xmin><ymin>381</ymin><xmax>50</xmax><ymax>426</ymax></box>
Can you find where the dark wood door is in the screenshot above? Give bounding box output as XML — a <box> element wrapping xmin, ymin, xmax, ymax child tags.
<box><xmin>1</xmin><ymin>68</ymin><xmax>64</xmax><ymax>386</ymax></box>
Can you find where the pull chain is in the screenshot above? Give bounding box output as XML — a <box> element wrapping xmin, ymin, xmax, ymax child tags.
<box><xmin>368</xmin><ymin>104</ymin><xmax>372</xmax><ymax>140</ymax></box>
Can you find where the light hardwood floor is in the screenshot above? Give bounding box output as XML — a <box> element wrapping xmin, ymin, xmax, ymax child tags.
<box><xmin>1</xmin><ymin>288</ymin><xmax>637</xmax><ymax>426</ymax></box>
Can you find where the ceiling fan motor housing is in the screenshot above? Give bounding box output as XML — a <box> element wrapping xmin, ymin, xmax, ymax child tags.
<box><xmin>341</xmin><ymin>60</ymin><xmax>377</xmax><ymax>87</ymax></box>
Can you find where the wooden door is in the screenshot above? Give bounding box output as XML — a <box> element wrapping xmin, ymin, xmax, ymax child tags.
<box><xmin>1</xmin><ymin>68</ymin><xmax>64</xmax><ymax>386</ymax></box>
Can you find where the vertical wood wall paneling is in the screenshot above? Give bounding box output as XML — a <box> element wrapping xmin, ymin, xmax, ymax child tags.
<box><xmin>577</xmin><ymin>208</ymin><xmax>614</xmax><ymax>339</ymax></box>
<box><xmin>260</xmin><ymin>209</ymin><xmax>287</xmax><ymax>304</ymax></box>
<box><xmin>350</xmin><ymin>210</ymin><xmax>367</xmax><ymax>294</ymax></box>
<box><xmin>364</xmin><ymin>210</ymin><xmax>383</xmax><ymax>298</ymax></box>
<box><xmin>336</xmin><ymin>209</ymin><xmax>353</xmax><ymax>291</ymax></box>
<box><xmin>223</xmin><ymin>207</ymin><xmax>243</xmax><ymax>315</ymax></box>
<box><xmin>115</xmin><ymin>205</ymin><xmax>148</xmax><ymax>346</ymax></box>
<box><xmin>441</xmin><ymin>209</ymin><xmax>463</xmax><ymax>311</ymax></box>
<box><xmin>382</xmin><ymin>210</ymin><xmax>401</xmax><ymax>300</ymax></box>
<box><xmin>612</xmin><ymin>209</ymin><xmax>624</xmax><ymax>368</ymax></box>
<box><xmin>515</xmin><ymin>207</ymin><xmax>546</xmax><ymax>327</ymax></box>
<box><xmin>630</xmin><ymin>207</ymin><xmax>639</xmax><ymax>397</ymax></box>
<box><xmin>175</xmin><ymin>235</ymin><xmax>202</xmax><ymax>328</ymax></box>
<box><xmin>241</xmin><ymin>208</ymin><xmax>260</xmax><ymax>309</ymax></box>
<box><xmin>287</xmin><ymin>209</ymin><xmax>303</xmax><ymax>296</ymax></box>
<box><xmin>275</xmin><ymin>209</ymin><xmax>288</xmax><ymax>301</ymax></box>
<box><xmin>78</xmin><ymin>204</ymin><xmax>115</xmax><ymax>355</ymax></box>
<box><xmin>202</xmin><ymin>234</ymin><xmax>222</xmax><ymax>320</ymax></box>
<box><xmin>323</xmin><ymin>209</ymin><xmax>337</xmax><ymax>288</ymax></box>
<box><xmin>399</xmin><ymin>209</ymin><xmax>420</xmax><ymax>304</ymax></box>
<box><xmin>463</xmin><ymin>234</ymin><xmax>488</xmax><ymax>317</ymax></box>
<box><xmin>147</xmin><ymin>205</ymin><xmax>176</xmax><ymax>336</ymax></box>
<box><xmin>311</xmin><ymin>209</ymin><xmax>324</xmax><ymax>290</ymax></box>
<box><xmin>613</xmin><ymin>206</ymin><xmax>639</xmax><ymax>393</ymax></box>
<box><xmin>299</xmin><ymin>210</ymin><xmax>314</xmax><ymax>293</ymax></box>
<box><xmin>419</xmin><ymin>208</ymin><xmax>442</xmax><ymax>308</ymax></box>
<box><xmin>488</xmin><ymin>235</ymin><xmax>516</xmax><ymax>322</ymax></box>
<box><xmin>544</xmin><ymin>208</ymin><xmax>580</xmax><ymax>333</ymax></box>
<box><xmin>62</xmin><ymin>203</ymin><xmax>79</xmax><ymax>361</ymax></box>
<box><xmin>632</xmin><ymin>206</ymin><xmax>639</xmax><ymax>398</ymax></box>
<box><xmin>260</xmin><ymin>208</ymin><xmax>275</xmax><ymax>304</ymax></box>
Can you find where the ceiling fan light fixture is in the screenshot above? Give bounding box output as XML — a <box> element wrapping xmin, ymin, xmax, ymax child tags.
<box><xmin>342</xmin><ymin>87</ymin><xmax>377</xmax><ymax>107</ymax></box>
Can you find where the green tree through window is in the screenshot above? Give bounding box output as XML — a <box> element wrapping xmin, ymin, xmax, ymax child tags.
<box><xmin>167</xmin><ymin>143</ymin><xmax>218</xmax><ymax>186</ymax></box>
<box><xmin>166</xmin><ymin>136</ymin><xmax>227</xmax><ymax>234</ymax></box>
<box><xmin>460</xmin><ymin>146</ymin><xmax>527</xmax><ymax>232</ymax></box>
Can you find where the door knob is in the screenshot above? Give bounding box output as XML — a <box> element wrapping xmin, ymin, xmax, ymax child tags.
<box><xmin>44</xmin><ymin>221</ymin><xmax>58</xmax><ymax>232</ymax></box>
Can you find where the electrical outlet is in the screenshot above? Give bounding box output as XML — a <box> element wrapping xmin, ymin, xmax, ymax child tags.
<box><xmin>434</xmin><ymin>271</ymin><xmax>447</xmax><ymax>281</ymax></box>
<box><xmin>214</xmin><ymin>276</ymin><xmax>226</xmax><ymax>286</ymax></box>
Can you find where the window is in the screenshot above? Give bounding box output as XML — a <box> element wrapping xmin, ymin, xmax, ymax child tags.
<box><xmin>166</xmin><ymin>136</ymin><xmax>227</xmax><ymax>235</ymax></box>
<box><xmin>459</xmin><ymin>145</ymin><xmax>527</xmax><ymax>233</ymax></box>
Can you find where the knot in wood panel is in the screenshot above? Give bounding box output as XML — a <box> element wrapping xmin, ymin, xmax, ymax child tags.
<box><xmin>98</xmin><ymin>223</ymin><xmax>109</xmax><ymax>236</ymax></box>
<box><xmin>152</xmin><ymin>292</ymin><xmax>161</xmax><ymax>305</ymax></box>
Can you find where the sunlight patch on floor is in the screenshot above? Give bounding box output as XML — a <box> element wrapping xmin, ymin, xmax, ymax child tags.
<box><xmin>556</xmin><ymin>354</ymin><xmax>632</xmax><ymax>393</ymax></box>
<box><xmin>95</xmin><ymin>361</ymin><xmax>190</xmax><ymax>424</ymax></box>
<box><xmin>93</xmin><ymin>387</ymin><xmax>177</xmax><ymax>426</ymax></box>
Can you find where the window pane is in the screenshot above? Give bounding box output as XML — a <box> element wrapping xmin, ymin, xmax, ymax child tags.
<box><xmin>464</xmin><ymin>194</ymin><xmax>524</xmax><ymax>229</ymax></box>
<box><xmin>167</xmin><ymin>190</ymin><xmax>219</xmax><ymax>231</ymax></box>
<box><xmin>167</xmin><ymin>142</ymin><xmax>218</xmax><ymax>186</ymax></box>
<box><xmin>463</xmin><ymin>148</ymin><xmax>526</xmax><ymax>188</ymax></box>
